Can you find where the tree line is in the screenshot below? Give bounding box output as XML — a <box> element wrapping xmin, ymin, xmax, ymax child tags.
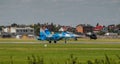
<box><xmin>0</xmin><ymin>23</ymin><xmax>120</xmax><ymax>36</ymax></box>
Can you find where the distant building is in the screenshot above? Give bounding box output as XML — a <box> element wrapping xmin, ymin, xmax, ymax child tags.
<box><xmin>16</xmin><ymin>27</ymin><xmax>34</xmax><ymax>39</ymax></box>
<box><xmin>2</xmin><ymin>27</ymin><xmax>10</xmax><ymax>33</ymax></box>
<box><xmin>108</xmin><ymin>24</ymin><xmax>116</xmax><ymax>30</ymax></box>
<box><xmin>108</xmin><ymin>24</ymin><xmax>117</xmax><ymax>33</ymax></box>
<box><xmin>93</xmin><ymin>25</ymin><xmax>104</xmax><ymax>33</ymax></box>
<box><xmin>76</xmin><ymin>24</ymin><xmax>93</xmax><ymax>34</ymax></box>
<box><xmin>118</xmin><ymin>29</ymin><xmax>120</xmax><ymax>35</ymax></box>
<box><xmin>59</xmin><ymin>26</ymin><xmax>68</xmax><ymax>32</ymax></box>
<box><xmin>1</xmin><ymin>26</ymin><xmax>12</xmax><ymax>38</ymax></box>
<box><xmin>94</xmin><ymin>25</ymin><xmax>103</xmax><ymax>31</ymax></box>
<box><xmin>59</xmin><ymin>27</ymin><xmax>64</xmax><ymax>32</ymax></box>
<box><xmin>2</xmin><ymin>27</ymin><xmax>34</xmax><ymax>39</ymax></box>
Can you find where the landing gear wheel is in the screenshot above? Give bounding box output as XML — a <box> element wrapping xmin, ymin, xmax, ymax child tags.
<box><xmin>49</xmin><ymin>41</ymin><xmax>52</xmax><ymax>43</ymax></box>
<box><xmin>54</xmin><ymin>41</ymin><xmax>57</xmax><ymax>43</ymax></box>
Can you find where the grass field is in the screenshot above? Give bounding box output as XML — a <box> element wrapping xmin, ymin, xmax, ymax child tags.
<box><xmin>0</xmin><ymin>42</ymin><xmax>120</xmax><ymax>64</ymax></box>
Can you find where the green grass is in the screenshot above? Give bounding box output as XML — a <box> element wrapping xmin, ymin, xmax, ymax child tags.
<box><xmin>0</xmin><ymin>43</ymin><xmax>119</xmax><ymax>64</ymax></box>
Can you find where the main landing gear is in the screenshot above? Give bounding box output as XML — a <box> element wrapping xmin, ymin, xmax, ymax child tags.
<box><xmin>49</xmin><ymin>41</ymin><xmax>52</xmax><ymax>43</ymax></box>
<box><xmin>48</xmin><ymin>40</ymin><xmax>57</xmax><ymax>43</ymax></box>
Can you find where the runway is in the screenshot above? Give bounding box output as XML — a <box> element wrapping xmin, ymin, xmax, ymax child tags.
<box><xmin>0</xmin><ymin>41</ymin><xmax>120</xmax><ymax>44</ymax></box>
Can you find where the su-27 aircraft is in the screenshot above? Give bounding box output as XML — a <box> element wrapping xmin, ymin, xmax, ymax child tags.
<box><xmin>37</xmin><ymin>27</ymin><xmax>81</xmax><ymax>43</ymax></box>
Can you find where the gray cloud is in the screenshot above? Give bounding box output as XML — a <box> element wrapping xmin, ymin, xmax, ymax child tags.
<box><xmin>0</xmin><ymin>0</ymin><xmax>120</xmax><ymax>26</ymax></box>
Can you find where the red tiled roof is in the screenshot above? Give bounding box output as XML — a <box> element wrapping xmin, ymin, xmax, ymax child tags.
<box><xmin>94</xmin><ymin>25</ymin><xmax>103</xmax><ymax>31</ymax></box>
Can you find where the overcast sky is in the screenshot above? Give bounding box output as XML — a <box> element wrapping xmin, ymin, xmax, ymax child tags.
<box><xmin>0</xmin><ymin>0</ymin><xmax>120</xmax><ymax>27</ymax></box>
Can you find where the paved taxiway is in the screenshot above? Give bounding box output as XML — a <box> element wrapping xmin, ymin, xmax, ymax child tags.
<box><xmin>0</xmin><ymin>41</ymin><xmax>120</xmax><ymax>44</ymax></box>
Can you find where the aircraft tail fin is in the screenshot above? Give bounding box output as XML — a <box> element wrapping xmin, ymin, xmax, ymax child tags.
<box><xmin>39</xmin><ymin>28</ymin><xmax>51</xmax><ymax>40</ymax></box>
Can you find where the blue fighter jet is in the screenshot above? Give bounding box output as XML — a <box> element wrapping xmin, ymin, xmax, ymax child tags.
<box><xmin>37</xmin><ymin>27</ymin><xmax>80</xmax><ymax>43</ymax></box>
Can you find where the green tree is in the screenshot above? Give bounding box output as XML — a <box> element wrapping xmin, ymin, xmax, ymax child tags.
<box><xmin>97</xmin><ymin>31</ymin><xmax>105</xmax><ymax>35</ymax></box>
<box><xmin>11</xmin><ymin>23</ymin><xmax>18</xmax><ymax>27</ymax></box>
<box><xmin>34</xmin><ymin>24</ymin><xmax>40</xmax><ymax>36</ymax></box>
<box><xmin>116</xmin><ymin>24</ymin><xmax>120</xmax><ymax>29</ymax></box>
<box><xmin>0</xmin><ymin>26</ymin><xmax>3</xmax><ymax>31</ymax></box>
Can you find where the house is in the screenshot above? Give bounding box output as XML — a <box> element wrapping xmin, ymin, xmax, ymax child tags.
<box><xmin>76</xmin><ymin>24</ymin><xmax>93</xmax><ymax>34</ymax></box>
<box><xmin>59</xmin><ymin>26</ymin><xmax>68</xmax><ymax>32</ymax></box>
<box><xmin>108</xmin><ymin>24</ymin><xmax>117</xmax><ymax>33</ymax></box>
<box><xmin>2</xmin><ymin>27</ymin><xmax>10</xmax><ymax>33</ymax></box>
<box><xmin>1</xmin><ymin>26</ymin><xmax>12</xmax><ymax>38</ymax></box>
<box><xmin>108</xmin><ymin>24</ymin><xmax>116</xmax><ymax>30</ymax></box>
<box><xmin>93</xmin><ymin>25</ymin><xmax>104</xmax><ymax>33</ymax></box>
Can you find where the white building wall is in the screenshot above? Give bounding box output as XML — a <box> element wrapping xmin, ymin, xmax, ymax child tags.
<box><xmin>3</xmin><ymin>28</ymin><xmax>9</xmax><ymax>32</ymax></box>
<box><xmin>10</xmin><ymin>27</ymin><xmax>16</xmax><ymax>33</ymax></box>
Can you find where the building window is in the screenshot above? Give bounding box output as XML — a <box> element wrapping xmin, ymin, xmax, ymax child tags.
<box><xmin>26</xmin><ymin>30</ymin><xmax>27</xmax><ymax>32</ymax></box>
<box><xmin>16</xmin><ymin>30</ymin><xmax>19</xmax><ymax>32</ymax></box>
<box><xmin>30</xmin><ymin>30</ymin><xmax>33</xmax><ymax>32</ymax></box>
<box><xmin>20</xmin><ymin>30</ymin><xmax>22</xmax><ymax>32</ymax></box>
<box><xmin>23</xmin><ymin>30</ymin><xmax>26</xmax><ymax>32</ymax></box>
